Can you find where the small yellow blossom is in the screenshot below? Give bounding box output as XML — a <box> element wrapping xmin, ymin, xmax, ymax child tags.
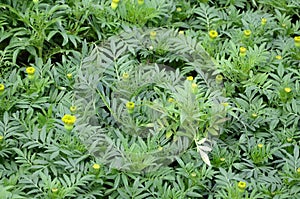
<box><xmin>93</xmin><ymin>163</ymin><xmax>100</xmax><ymax>170</ymax></box>
<box><xmin>0</xmin><ymin>135</ymin><xmax>3</xmax><ymax>141</ymax></box>
<box><xmin>215</xmin><ymin>74</ymin><xmax>223</xmax><ymax>84</ymax></box>
<box><xmin>275</xmin><ymin>55</ymin><xmax>282</xmax><ymax>60</ymax></box>
<box><xmin>191</xmin><ymin>172</ymin><xmax>197</xmax><ymax>177</ymax></box>
<box><xmin>150</xmin><ymin>31</ymin><xmax>157</xmax><ymax>40</ymax></box>
<box><xmin>176</xmin><ymin>7</ymin><xmax>182</xmax><ymax>12</ymax></box>
<box><xmin>297</xmin><ymin>167</ymin><xmax>300</xmax><ymax>173</ymax></box>
<box><xmin>122</xmin><ymin>72</ymin><xmax>129</xmax><ymax>79</ymax></box>
<box><xmin>62</xmin><ymin>114</ymin><xmax>76</xmax><ymax>130</ymax></box>
<box><xmin>112</xmin><ymin>0</ymin><xmax>120</xmax><ymax>3</ymax></box>
<box><xmin>126</xmin><ymin>101</ymin><xmax>135</xmax><ymax>113</ymax></box>
<box><xmin>166</xmin><ymin>131</ymin><xmax>173</xmax><ymax>139</ymax></box>
<box><xmin>178</xmin><ymin>31</ymin><xmax>184</xmax><ymax>35</ymax></box>
<box><xmin>294</xmin><ymin>36</ymin><xmax>300</xmax><ymax>47</ymax></box>
<box><xmin>221</xmin><ymin>102</ymin><xmax>229</xmax><ymax>107</ymax></box>
<box><xmin>220</xmin><ymin>157</ymin><xmax>225</xmax><ymax>162</ymax></box>
<box><xmin>168</xmin><ymin>98</ymin><xmax>175</xmax><ymax>103</ymax></box>
<box><xmin>111</xmin><ymin>2</ymin><xmax>118</xmax><ymax>10</ymax></box>
<box><xmin>209</xmin><ymin>30</ymin><xmax>218</xmax><ymax>39</ymax></box>
<box><xmin>284</xmin><ymin>87</ymin><xmax>291</xmax><ymax>93</ymax></box>
<box><xmin>137</xmin><ymin>0</ymin><xmax>144</xmax><ymax>5</ymax></box>
<box><xmin>243</xmin><ymin>30</ymin><xmax>251</xmax><ymax>37</ymax></box>
<box><xmin>33</xmin><ymin>0</ymin><xmax>39</xmax><ymax>4</ymax></box>
<box><xmin>158</xmin><ymin>146</ymin><xmax>163</xmax><ymax>151</ymax></box>
<box><xmin>261</xmin><ymin>18</ymin><xmax>267</xmax><ymax>25</ymax></box>
<box><xmin>51</xmin><ymin>188</ymin><xmax>58</xmax><ymax>193</ymax></box>
<box><xmin>257</xmin><ymin>143</ymin><xmax>264</xmax><ymax>148</ymax></box>
<box><xmin>0</xmin><ymin>84</ymin><xmax>5</xmax><ymax>92</ymax></box>
<box><xmin>26</xmin><ymin>67</ymin><xmax>36</xmax><ymax>75</ymax></box>
<box><xmin>287</xmin><ymin>138</ymin><xmax>293</xmax><ymax>142</ymax></box>
<box><xmin>237</xmin><ymin>181</ymin><xmax>247</xmax><ymax>190</ymax></box>
<box><xmin>67</xmin><ymin>73</ymin><xmax>72</xmax><ymax>79</ymax></box>
<box><xmin>239</xmin><ymin>47</ymin><xmax>247</xmax><ymax>57</ymax></box>
<box><xmin>70</xmin><ymin>106</ymin><xmax>77</xmax><ymax>113</ymax></box>
<box><xmin>251</xmin><ymin>113</ymin><xmax>258</xmax><ymax>118</ymax></box>
<box><xmin>186</xmin><ymin>76</ymin><xmax>193</xmax><ymax>81</ymax></box>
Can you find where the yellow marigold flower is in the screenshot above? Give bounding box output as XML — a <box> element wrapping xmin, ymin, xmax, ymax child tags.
<box><xmin>176</xmin><ymin>7</ymin><xmax>182</xmax><ymax>12</ymax></box>
<box><xmin>215</xmin><ymin>74</ymin><xmax>223</xmax><ymax>84</ymax></box>
<box><xmin>257</xmin><ymin>143</ymin><xmax>263</xmax><ymax>148</ymax></box>
<box><xmin>284</xmin><ymin>87</ymin><xmax>291</xmax><ymax>93</ymax></box>
<box><xmin>122</xmin><ymin>72</ymin><xmax>129</xmax><ymax>79</ymax></box>
<box><xmin>237</xmin><ymin>181</ymin><xmax>247</xmax><ymax>189</ymax></box>
<box><xmin>93</xmin><ymin>163</ymin><xmax>100</xmax><ymax>170</ymax></box>
<box><xmin>243</xmin><ymin>30</ymin><xmax>251</xmax><ymax>37</ymax></box>
<box><xmin>67</xmin><ymin>73</ymin><xmax>72</xmax><ymax>79</ymax></box>
<box><xmin>209</xmin><ymin>30</ymin><xmax>218</xmax><ymax>39</ymax></box>
<box><xmin>137</xmin><ymin>0</ymin><xmax>144</xmax><ymax>5</ymax></box>
<box><xmin>26</xmin><ymin>67</ymin><xmax>36</xmax><ymax>75</ymax></box>
<box><xmin>186</xmin><ymin>76</ymin><xmax>193</xmax><ymax>81</ymax></box>
<box><xmin>62</xmin><ymin>114</ymin><xmax>76</xmax><ymax>125</ymax></box>
<box><xmin>275</xmin><ymin>55</ymin><xmax>282</xmax><ymax>60</ymax></box>
<box><xmin>111</xmin><ymin>2</ymin><xmax>118</xmax><ymax>10</ymax></box>
<box><xmin>51</xmin><ymin>188</ymin><xmax>58</xmax><ymax>193</ymax></box>
<box><xmin>178</xmin><ymin>30</ymin><xmax>184</xmax><ymax>35</ymax></box>
<box><xmin>220</xmin><ymin>157</ymin><xmax>225</xmax><ymax>162</ymax></box>
<box><xmin>261</xmin><ymin>18</ymin><xmax>267</xmax><ymax>25</ymax></box>
<box><xmin>297</xmin><ymin>167</ymin><xmax>300</xmax><ymax>173</ymax></box>
<box><xmin>0</xmin><ymin>84</ymin><xmax>5</xmax><ymax>92</ymax></box>
<box><xmin>150</xmin><ymin>31</ymin><xmax>157</xmax><ymax>40</ymax></box>
<box><xmin>0</xmin><ymin>135</ymin><xmax>3</xmax><ymax>141</ymax></box>
<box><xmin>239</xmin><ymin>47</ymin><xmax>247</xmax><ymax>57</ymax></box>
<box><xmin>168</xmin><ymin>98</ymin><xmax>175</xmax><ymax>103</ymax></box>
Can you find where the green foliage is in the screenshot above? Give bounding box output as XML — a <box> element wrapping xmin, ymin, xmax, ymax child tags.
<box><xmin>0</xmin><ymin>0</ymin><xmax>299</xmax><ymax>198</ymax></box>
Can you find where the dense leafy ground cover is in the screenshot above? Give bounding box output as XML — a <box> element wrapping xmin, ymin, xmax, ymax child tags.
<box><xmin>0</xmin><ymin>0</ymin><xmax>300</xmax><ymax>198</ymax></box>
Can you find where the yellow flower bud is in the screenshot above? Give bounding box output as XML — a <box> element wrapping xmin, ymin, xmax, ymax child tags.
<box><xmin>137</xmin><ymin>0</ymin><xmax>144</xmax><ymax>5</ymax></box>
<box><xmin>237</xmin><ymin>181</ymin><xmax>246</xmax><ymax>190</ymax></box>
<box><xmin>186</xmin><ymin>76</ymin><xmax>193</xmax><ymax>81</ymax></box>
<box><xmin>215</xmin><ymin>74</ymin><xmax>223</xmax><ymax>84</ymax></box>
<box><xmin>243</xmin><ymin>30</ymin><xmax>251</xmax><ymax>37</ymax></box>
<box><xmin>257</xmin><ymin>143</ymin><xmax>263</xmax><ymax>148</ymax></box>
<box><xmin>209</xmin><ymin>30</ymin><xmax>218</xmax><ymax>39</ymax></box>
<box><xmin>67</xmin><ymin>73</ymin><xmax>72</xmax><ymax>79</ymax></box>
<box><xmin>92</xmin><ymin>163</ymin><xmax>100</xmax><ymax>170</ymax></box>
<box><xmin>150</xmin><ymin>31</ymin><xmax>157</xmax><ymax>40</ymax></box>
<box><xmin>284</xmin><ymin>87</ymin><xmax>291</xmax><ymax>93</ymax></box>
<box><xmin>294</xmin><ymin>36</ymin><xmax>300</xmax><ymax>47</ymax></box>
<box><xmin>126</xmin><ymin>101</ymin><xmax>135</xmax><ymax>113</ymax></box>
<box><xmin>239</xmin><ymin>47</ymin><xmax>247</xmax><ymax>57</ymax></box>
<box><xmin>111</xmin><ymin>2</ymin><xmax>118</xmax><ymax>10</ymax></box>
<box><xmin>0</xmin><ymin>84</ymin><xmax>5</xmax><ymax>92</ymax></box>
<box><xmin>176</xmin><ymin>7</ymin><xmax>182</xmax><ymax>12</ymax></box>
<box><xmin>178</xmin><ymin>31</ymin><xmax>184</xmax><ymax>35</ymax></box>
<box><xmin>261</xmin><ymin>18</ymin><xmax>267</xmax><ymax>25</ymax></box>
<box><xmin>275</xmin><ymin>55</ymin><xmax>282</xmax><ymax>60</ymax></box>
<box><xmin>51</xmin><ymin>188</ymin><xmax>58</xmax><ymax>193</ymax></box>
